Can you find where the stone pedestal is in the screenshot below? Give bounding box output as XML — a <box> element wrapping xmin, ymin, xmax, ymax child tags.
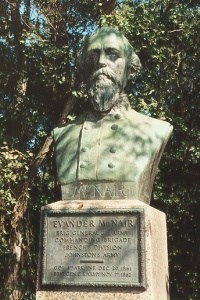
<box><xmin>36</xmin><ymin>200</ymin><xmax>169</xmax><ymax>300</ymax></box>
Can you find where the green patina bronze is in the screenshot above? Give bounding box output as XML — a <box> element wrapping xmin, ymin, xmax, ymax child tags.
<box><xmin>78</xmin><ymin>27</ymin><xmax>141</xmax><ymax>89</ymax></box>
<box><xmin>52</xmin><ymin>27</ymin><xmax>173</xmax><ymax>203</ymax></box>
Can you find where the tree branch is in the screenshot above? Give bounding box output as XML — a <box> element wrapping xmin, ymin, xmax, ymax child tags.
<box><xmin>29</xmin><ymin>92</ymin><xmax>77</xmax><ymax>174</ymax></box>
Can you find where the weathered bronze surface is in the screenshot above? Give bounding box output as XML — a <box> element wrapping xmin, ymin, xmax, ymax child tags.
<box><xmin>40</xmin><ymin>208</ymin><xmax>145</xmax><ymax>288</ymax></box>
<box><xmin>54</xmin><ymin>106</ymin><xmax>172</xmax><ymax>203</ymax></box>
<box><xmin>61</xmin><ymin>181</ymin><xmax>137</xmax><ymax>200</ymax></box>
<box><xmin>52</xmin><ymin>27</ymin><xmax>173</xmax><ymax>203</ymax></box>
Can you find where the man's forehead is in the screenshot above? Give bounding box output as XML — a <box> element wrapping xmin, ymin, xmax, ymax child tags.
<box><xmin>87</xmin><ymin>32</ymin><xmax>126</xmax><ymax>53</ymax></box>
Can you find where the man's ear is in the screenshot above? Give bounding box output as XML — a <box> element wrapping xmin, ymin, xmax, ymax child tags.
<box><xmin>127</xmin><ymin>52</ymin><xmax>142</xmax><ymax>81</ymax></box>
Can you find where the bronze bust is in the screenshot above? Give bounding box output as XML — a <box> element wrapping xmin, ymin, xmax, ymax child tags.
<box><xmin>52</xmin><ymin>27</ymin><xmax>173</xmax><ymax>203</ymax></box>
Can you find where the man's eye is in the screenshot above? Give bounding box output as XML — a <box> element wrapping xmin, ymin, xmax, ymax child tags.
<box><xmin>106</xmin><ymin>49</ymin><xmax>120</xmax><ymax>60</ymax></box>
<box><xmin>109</xmin><ymin>53</ymin><xmax>119</xmax><ymax>60</ymax></box>
<box><xmin>86</xmin><ymin>51</ymin><xmax>99</xmax><ymax>63</ymax></box>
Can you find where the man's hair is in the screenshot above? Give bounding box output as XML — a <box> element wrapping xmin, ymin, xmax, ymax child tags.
<box><xmin>77</xmin><ymin>27</ymin><xmax>141</xmax><ymax>84</ymax></box>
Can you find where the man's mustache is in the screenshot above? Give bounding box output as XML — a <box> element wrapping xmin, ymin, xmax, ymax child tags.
<box><xmin>91</xmin><ymin>67</ymin><xmax>118</xmax><ymax>83</ymax></box>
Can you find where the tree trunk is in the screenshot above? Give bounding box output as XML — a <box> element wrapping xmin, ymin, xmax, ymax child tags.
<box><xmin>4</xmin><ymin>1</ymin><xmax>29</xmax><ymax>299</ymax></box>
<box><xmin>102</xmin><ymin>0</ymin><xmax>117</xmax><ymax>14</ymax></box>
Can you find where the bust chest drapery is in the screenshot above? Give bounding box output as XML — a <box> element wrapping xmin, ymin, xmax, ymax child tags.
<box><xmin>52</xmin><ymin>107</ymin><xmax>172</xmax><ymax>203</ymax></box>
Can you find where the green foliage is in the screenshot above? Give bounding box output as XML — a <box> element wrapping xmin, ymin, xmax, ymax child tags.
<box><xmin>101</xmin><ymin>1</ymin><xmax>200</xmax><ymax>298</ymax></box>
<box><xmin>0</xmin><ymin>146</ymin><xmax>32</xmax><ymax>203</ymax></box>
<box><xmin>0</xmin><ymin>0</ymin><xmax>199</xmax><ymax>299</ymax></box>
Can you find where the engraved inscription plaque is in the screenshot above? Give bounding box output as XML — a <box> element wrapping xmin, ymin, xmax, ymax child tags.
<box><xmin>41</xmin><ymin>208</ymin><xmax>145</xmax><ymax>288</ymax></box>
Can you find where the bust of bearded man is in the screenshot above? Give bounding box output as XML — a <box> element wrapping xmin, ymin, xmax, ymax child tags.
<box><xmin>52</xmin><ymin>27</ymin><xmax>173</xmax><ymax>204</ymax></box>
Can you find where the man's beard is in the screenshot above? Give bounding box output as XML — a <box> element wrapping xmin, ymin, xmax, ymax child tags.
<box><xmin>87</xmin><ymin>68</ymin><xmax>121</xmax><ymax>112</ymax></box>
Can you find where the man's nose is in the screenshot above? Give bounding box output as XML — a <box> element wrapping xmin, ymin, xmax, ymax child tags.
<box><xmin>98</xmin><ymin>52</ymin><xmax>107</xmax><ymax>67</ymax></box>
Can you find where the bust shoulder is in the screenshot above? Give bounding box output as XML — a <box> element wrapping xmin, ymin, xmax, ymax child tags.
<box><xmin>52</xmin><ymin>115</ymin><xmax>85</xmax><ymax>142</ymax></box>
<box><xmin>124</xmin><ymin>108</ymin><xmax>173</xmax><ymax>142</ymax></box>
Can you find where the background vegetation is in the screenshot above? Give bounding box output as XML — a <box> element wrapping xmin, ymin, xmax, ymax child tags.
<box><xmin>0</xmin><ymin>0</ymin><xmax>199</xmax><ymax>299</ymax></box>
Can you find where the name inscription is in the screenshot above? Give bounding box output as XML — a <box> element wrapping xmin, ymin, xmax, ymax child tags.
<box><xmin>41</xmin><ymin>209</ymin><xmax>145</xmax><ymax>288</ymax></box>
<box><xmin>61</xmin><ymin>182</ymin><xmax>136</xmax><ymax>200</ymax></box>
